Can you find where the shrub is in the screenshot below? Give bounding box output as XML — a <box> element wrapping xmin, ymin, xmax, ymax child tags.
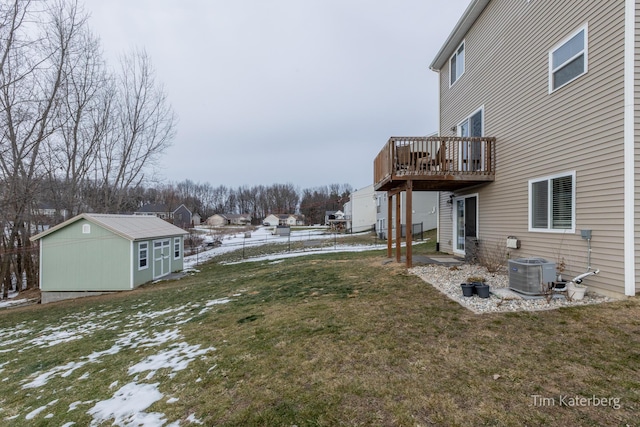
<box><xmin>477</xmin><ymin>238</ymin><xmax>509</xmax><ymax>273</ymax></box>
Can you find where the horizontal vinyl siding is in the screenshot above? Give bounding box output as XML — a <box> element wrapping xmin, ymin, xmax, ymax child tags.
<box><xmin>439</xmin><ymin>192</ymin><xmax>454</xmax><ymax>253</ymax></box>
<box><xmin>41</xmin><ymin>221</ymin><xmax>131</xmax><ymax>291</ymax></box>
<box><xmin>133</xmin><ymin>240</ymin><xmax>154</xmax><ymax>287</ymax></box>
<box><xmin>438</xmin><ymin>0</ymin><xmax>627</xmax><ymax>296</ymax></box>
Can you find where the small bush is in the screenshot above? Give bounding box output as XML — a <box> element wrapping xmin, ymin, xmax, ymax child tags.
<box><xmin>477</xmin><ymin>238</ymin><xmax>508</xmax><ymax>273</ymax></box>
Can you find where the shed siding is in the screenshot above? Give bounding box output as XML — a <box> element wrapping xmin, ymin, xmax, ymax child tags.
<box><xmin>438</xmin><ymin>0</ymin><xmax>627</xmax><ymax>295</ymax></box>
<box><xmin>40</xmin><ymin>220</ymin><xmax>131</xmax><ymax>291</ymax></box>
<box><xmin>133</xmin><ymin>240</ymin><xmax>154</xmax><ymax>287</ymax></box>
<box><xmin>172</xmin><ymin>236</ymin><xmax>185</xmax><ymax>273</ymax></box>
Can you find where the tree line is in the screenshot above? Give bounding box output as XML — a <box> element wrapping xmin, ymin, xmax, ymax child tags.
<box><xmin>78</xmin><ymin>180</ymin><xmax>353</xmax><ymax>227</ymax></box>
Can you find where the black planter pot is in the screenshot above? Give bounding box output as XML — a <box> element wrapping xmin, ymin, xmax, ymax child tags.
<box><xmin>461</xmin><ymin>283</ymin><xmax>474</xmax><ymax>297</ymax></box>
<box><xmin>553</xmin><ymin>281</ymin><xmax>567</xmax><ymax>291</ymax></box>
<box><xmin>475</xmin><ymin>283</ymin><xmax>490</xmax><ymax>298</ymax></box>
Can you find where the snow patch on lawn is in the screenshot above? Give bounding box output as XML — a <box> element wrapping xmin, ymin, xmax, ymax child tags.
<box><xmin>22</xmin><ymin>328</ymin><xmax>183</xmax><ymax>389</ymax></box>
<box><xmin>128</xmin><ymin>342</ymin><xmax>215</xmax><ymax>378</ymax></box>
<box><xmin>87</xmin><ymin>382</ymin><xmax>165</xmax><ymax>427</ymax></box>
<box><xmin>25</xmin><ymin>398</ymin><xmax>58</xmax><ymax>420</ymax></box>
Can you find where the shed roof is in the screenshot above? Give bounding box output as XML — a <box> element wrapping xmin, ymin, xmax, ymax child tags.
<box><xmin>31</xmin><ymin>213</ymin><xmax>189</xmax><ymax>242</ymax></box>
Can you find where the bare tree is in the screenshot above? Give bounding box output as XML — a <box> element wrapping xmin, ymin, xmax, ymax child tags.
<box><xmin>0</xmin><ymin>0</ymin><xmax>87</xmax><ymax>295</ymax></box>
<box><xmin>42</xmin><ymin>26</ymin><xmax>110</xmax><ymax>218</ymax></box>
<box><xmin>96</xmin><ymin>48</ymin><xmax>176</xmax><ymax>212</ymax></box>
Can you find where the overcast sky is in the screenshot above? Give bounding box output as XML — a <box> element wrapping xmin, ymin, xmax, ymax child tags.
<box><xmin>82</xmin><ymin>0</ymin><xmax>471</xmax><ymax>192</ymax></box>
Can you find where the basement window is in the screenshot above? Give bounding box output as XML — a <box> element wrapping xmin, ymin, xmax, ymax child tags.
<box><xmin>529</xmin><ymin>171</ymin><xmax>575</xmax><ymax>232</ymax></box>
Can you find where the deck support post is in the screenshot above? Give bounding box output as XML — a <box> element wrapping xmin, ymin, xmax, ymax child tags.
<box><xmin>387</xmin><ymin>192</ymin><xmax>393</xmax><ymax>258</ymax></box>
<box><xmin>395</xmin><ymin>191</ymin><xmax>401</xmax><ymax>263</ymax></box>
<box><xmin>406</xmin><ymin>180</ymin><xmax>413</xmax><ymax>268</ymax></box>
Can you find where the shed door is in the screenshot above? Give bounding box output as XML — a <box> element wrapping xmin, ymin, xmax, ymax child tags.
<box><xmin>153</xmin><ymin>239</ymin><xmax>171</xmax><ymax>279</ymax></box>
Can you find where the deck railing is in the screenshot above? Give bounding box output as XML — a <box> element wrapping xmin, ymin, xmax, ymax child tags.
<box><xmin>374</xmin><ymin>136</ymin><xmax>496</xmax><ymax>187</ymax></box>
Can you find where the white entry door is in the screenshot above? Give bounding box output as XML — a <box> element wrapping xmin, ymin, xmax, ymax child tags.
<box><xmin>153</xmin><ymin>239</ymin><xmax>171</xmax><ymax>279</ymax></box>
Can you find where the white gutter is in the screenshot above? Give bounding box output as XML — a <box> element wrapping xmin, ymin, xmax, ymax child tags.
<box><xmin>624</xmin><ymin>0</ymin><xmax>636</xmax><ymax>296</ymax></box>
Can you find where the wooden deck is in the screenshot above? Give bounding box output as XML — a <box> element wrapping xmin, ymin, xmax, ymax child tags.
<box><xmin>373</xmin><ymin>136</ymin><xmax>496</xmax><ymax>268</ymax></box>
<box><xmin>374</xmin><ymin>136</ymin><xmax>496</xmax><ymax>192</ymax></box>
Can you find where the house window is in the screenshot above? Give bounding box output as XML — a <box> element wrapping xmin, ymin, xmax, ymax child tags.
<box><xmin>550</xmin><ymin>25</ymin><xmax>587</xmax><ymax>92</ymax></box>
<box><xmin>529</xmin><ymin>172</ymin><xmax>575</xmax><ymax>232</ymax></box>
<box><xmin>139</xmin><ymin>242</ymin><xmax>149</xmax><ymax>270</ymax></box>
<box><xmin>449</xmin><ymin>41</ymin><xmax>465</xmax><ymax>86</ymax></box>
<box><xmin>173</xmin><ymin>237</ymin><xmax>181</xmax><ymax>259</ymax></box>
<box><xmin>82</xmin><ymin>224</ymin><xmax>90</xmax><ymax>234</ymax></box>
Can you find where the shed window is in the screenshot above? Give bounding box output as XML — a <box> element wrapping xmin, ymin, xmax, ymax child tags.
<box><xmin>550</xmin><ymin>25</ymin><xmax>587</xmax><ymax>92</ymax></box>
<box><xmin>82</xmin><ymin>224</ymin><xmax>91</xmax><ymax>234</ymax></box>
<box><xmin>173</xmin><ymin>237</ymin><xmax>181</xmax><ymax>259</ymax></box>
<box><xmin>139</xmin><ymin>242</ymin><xmax>149</xmax><ymax>270</ymax></box>
<box><xmin>529</xmin><ymin>172</ymin><xmax>575</xmax><ymax>232</ymax></box>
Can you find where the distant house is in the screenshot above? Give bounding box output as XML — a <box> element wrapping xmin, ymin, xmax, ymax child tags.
<box><xmin>263</xmin><ymin>214</ymin><xmax>304</xmax><ymax>227</ymax></box>
<box><xmin>324</xmin><ymin>210</ymin><xmax>347</xmax><ymax>231</ymax></box>
<box><xmin>31</xmin><ymin>213</ymin><xmax>189</xmax><ymax>304</ymax></box>
<box><xmin>32</xmin><ymin>202</ymin><xmax>70</xmax><ymax>222</ymax></box>
<box><xmin>374</xmin><ymin>191</ymin><xmax>437</xmax><ymax>239</ymax></box>
<box><xmin>206</xmin><ymin>213</ymin><xmax>252</xmax><ymax>227</ymax></box>
<box><xmin>284</xmin><ymin>214</ymin><xmax>305</xmax><ymax>226</ymax></box>
<box><xmin>192</xmin><ymin>213</ymin><xmax>201</xmax><ymax>226</ymax></box>
<box><xmin>135</xmin><ymin>203</ymin><xmax>173</xmax><ymax>220</ymax></box>
<box><xmin>172</xmin><ymin>204</ymin><xmax>192</xmax><ymax>229</ymax></box>
<box><xmin>343</xmin><ymin>184</ymin><xmax>377</xmax><ymax>233</ymax></box>
<box><xmin>135</xmin><ymin>203</ymin><xmax>193</xmax><ymax>229</ymax></box>
<box><xmin>262</xmin><ymin>214</ymin><xmax>281</xmax><ymax>227</ymax></box>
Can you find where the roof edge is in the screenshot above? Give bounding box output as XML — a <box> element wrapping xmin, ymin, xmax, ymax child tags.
<box><xmin>30</xmin><ymin>213</ymin><xmax>90</xmax><ymax>241</ymax></box>
<box><xmin>429</xmin><ymin>0</ymin><xmax>491</xmax><ymax>71</ymax></box>
<box><xmin>30</xmin><ymin>213</ymin><xmax>189</xmax><ymax>242</ymax></box>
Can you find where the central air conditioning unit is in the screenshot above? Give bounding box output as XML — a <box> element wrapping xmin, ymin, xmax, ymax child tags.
<box><xmin>508</xmin><ymin>258</ymin><xmax>556</xmax><ymax>295</ymax></box>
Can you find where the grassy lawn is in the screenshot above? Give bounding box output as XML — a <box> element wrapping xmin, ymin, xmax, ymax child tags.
<box><xmin>0</xmin><ymin>244</ymin><xmax>638</xmax><ymax>426</ymax></box>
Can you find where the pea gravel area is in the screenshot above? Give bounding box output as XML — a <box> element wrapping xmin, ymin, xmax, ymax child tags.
<box><xmin>410</xmin><ymin>264</ymin><xmax>614</xmax><ymax>314</ymax></box>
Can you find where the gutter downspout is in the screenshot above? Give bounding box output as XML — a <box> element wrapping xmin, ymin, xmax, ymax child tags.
<box><xmin>435</xmin><ymin>68</ymin><xmax>442</xmax><ymax>252</ymax></box>
<box><xmin>624</xmin><ymin>0</ymin><xmax>636</xmax><ymax>296</ymax></box>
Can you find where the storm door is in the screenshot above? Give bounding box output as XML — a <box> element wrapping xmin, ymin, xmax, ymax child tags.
<box><xmin>454</xmin><ymin>196</ymin><xmax>478</xmax><ymax>255</ymax></box>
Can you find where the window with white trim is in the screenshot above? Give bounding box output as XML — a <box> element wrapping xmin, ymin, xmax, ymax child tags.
<box><xmin>529</xmin><ymin>172</ymin><xmax>575</xmax><ymax>232</ymax></box>
<box><xmin>173</xmin><ymin>237</ymin><xmax>181</xmax><ymax>259</ymax></box>
<box><xmin>82</xmin><ymin>224</ymin><xmax>90</xmax><ymax>234</ymax></box>
<box><xmin>550</xmin><ymin>25</ymin><xmax>587</xmax><ymax>92</ymax></box>
<box><xmin>449</xmin><ymin>41</ymin><xmax>465</xmax><ymax>86</ymax></box>
<box><xmin>139</xmin><ymin>242</ymin><xmax>149</xmax><ymax>270</ymax></box>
